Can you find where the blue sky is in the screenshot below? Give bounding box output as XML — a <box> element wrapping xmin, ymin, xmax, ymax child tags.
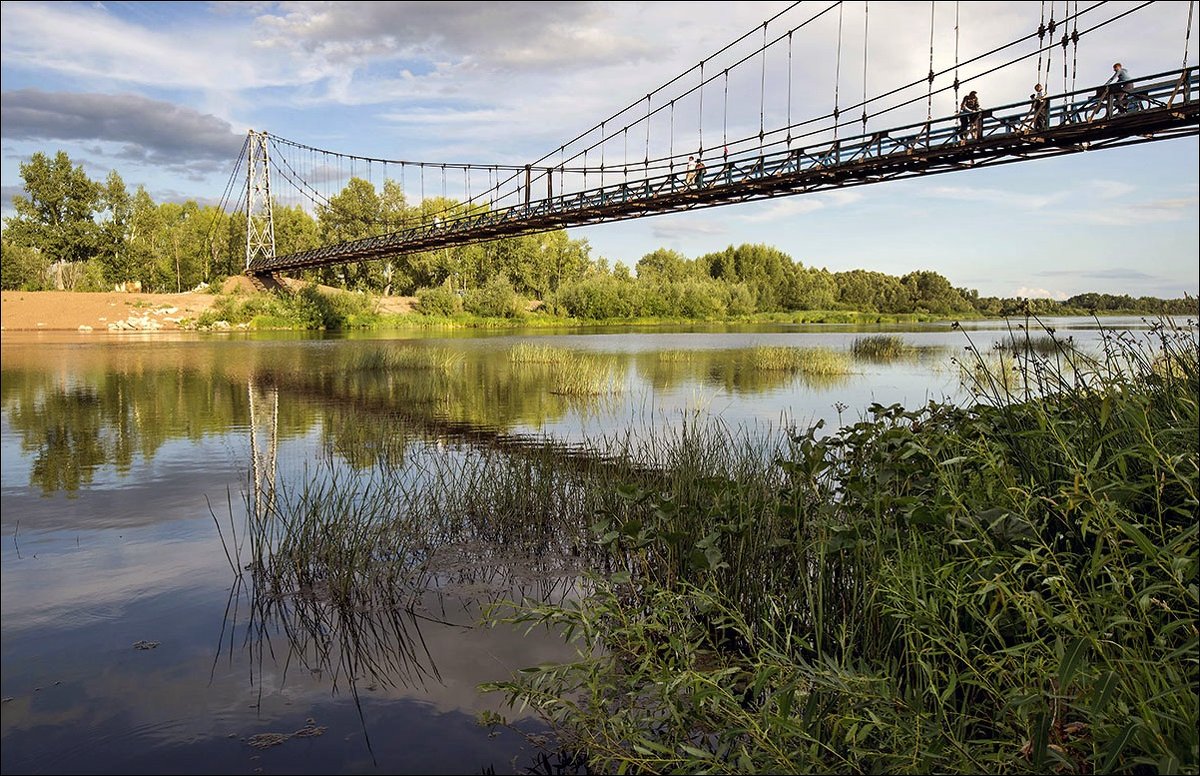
<box><xmin>1</xmin><ymin>0</ymin><xmax>1196</xmax><ymax>299</ymax></box>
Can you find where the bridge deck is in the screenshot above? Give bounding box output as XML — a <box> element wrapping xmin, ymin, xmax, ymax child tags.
<box><xmin>248</xmin><ymin>70</ymin><xmax>1199</xmax><ymax>277</ymax></box>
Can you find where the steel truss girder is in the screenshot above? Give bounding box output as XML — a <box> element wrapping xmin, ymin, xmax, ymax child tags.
<box><xmin>248</xmin><ymin>71</ymin><xmax>1199</xmax><ymax>277</ymax></box>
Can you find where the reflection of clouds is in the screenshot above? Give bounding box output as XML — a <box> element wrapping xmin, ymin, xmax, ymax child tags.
<box><xmin>0</xmin><ymin>521</ymin><xmax>233</xmax><ymax>632</ymax></box>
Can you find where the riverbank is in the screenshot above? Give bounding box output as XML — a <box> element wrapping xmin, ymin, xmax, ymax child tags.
<box><xmin>0</xmin><ymin>278</ymin><xmax>418</xmax><ymax>332</ymax></box>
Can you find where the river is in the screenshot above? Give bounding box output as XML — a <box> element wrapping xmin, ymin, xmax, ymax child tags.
<box><xmin>0</xmin><ymin>317</ymin><xmax>1155</xmax><ymax>774</ymax></box>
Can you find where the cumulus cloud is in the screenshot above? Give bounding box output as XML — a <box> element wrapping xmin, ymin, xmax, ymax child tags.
<box><xmin>1015</xmin><ymin>286</ymin><xmax>1070</xmax><ymax>300</ymax></box>
<box><xmin>0</xmin><ymin>89</ymin><xmax>244</xmax><ymax>175</ymax></box>
<box><xmin>1</xmin><ymin>183</ymin><xmax>23</xmax><ymax>210</ymax></box>
<box><xmin>256</xmin><ymin>1</ymin><xmax>656</xmax><ymax>71</ymax></box>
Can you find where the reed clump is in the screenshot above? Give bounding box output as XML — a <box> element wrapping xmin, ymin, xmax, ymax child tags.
<box><xmin>747</xmin><ymin>345</ymin><xmax>852</xmax><ymax>375</ymax></box>
<box><xmin>483</xmin><ymin>316</ymin><xmax>1199</xmax><ymax>775</ymax></box>
<box><xmin>852</xmin><ymin>334</ymin><xmax>918</xmax><ymax>360</ymax></box>
<box><xmin>509</xmin><ymin>343</ymin><xmax>573</xmax><ymax>365</ymax></box>
<box><xmin>349</xmin><ymin>345</ymin><xmax>464</xmax><ymax>373</ymax></box>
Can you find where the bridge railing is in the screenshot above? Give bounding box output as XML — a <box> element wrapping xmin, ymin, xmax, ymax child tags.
<box><xmin>249</xmin><ymin>68</ymin><xmax>1197</xmax><ymax>274</ymax></box>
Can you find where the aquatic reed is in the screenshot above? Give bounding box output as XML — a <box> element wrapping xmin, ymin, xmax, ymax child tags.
<box><xmin>747</xmin><ymin>345</ymin><xmax>852</xmax><ymax>375</ymax></box>
<box><xmin>851</xmin><ymin>334</ymin><xmax>917</xmax><ymax>360</ymax></box>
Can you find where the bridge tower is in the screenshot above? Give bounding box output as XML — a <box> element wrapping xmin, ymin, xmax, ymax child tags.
<box><xmin>245</xmin><ymin>130</ymin><xmax>275</xmax><ymax>270</ymax></box>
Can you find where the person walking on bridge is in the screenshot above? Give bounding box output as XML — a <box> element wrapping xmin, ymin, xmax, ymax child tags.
<box><xmin>1026</xmin><ymin>84</ymin><xmax>1049</xmax><ymax>131</ymax></box>
<box><xmin>958</xmin><ymin>90</ymin><xmax>981</xmax><ymax>141</ymax></box>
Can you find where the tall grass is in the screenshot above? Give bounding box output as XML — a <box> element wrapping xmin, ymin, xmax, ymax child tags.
<box><xmin>852</xmin><ymin>334</ymin><xmax>917</xmax><ymax>360</ymax></box>
<box><xmin>747</xmin><ymin>345</ymin><xmax>852</xmax><ymax>375</ymax></box>
<box><xmin>347</xmin><ymin>345</ymin><xmax>465</xmax><ymax>373</ymax></box>
<box><xmin>508</xmin><ymin>344</ymin><xmax>626</xmax><ymax>396</ymax></box>
<box><xmin>482</xmin><ymin>316</ymin><xmax>1199</xmax><ymax>774</ymax></box>
<box><xmin>509</xmin><ymin>342</ymin><xmax>573</xmax><ymax>364</ymax></box>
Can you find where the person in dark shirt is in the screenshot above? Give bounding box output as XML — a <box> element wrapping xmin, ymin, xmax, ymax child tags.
<box><xmin>1027</xmin><ymin>84</ymin><xmax>1049</xmax><ymax>130</ymax></box>
<box><xmin>959</xmin><ymin>91</ymin><xmax>981</xmax><ymax>140</ymax></box>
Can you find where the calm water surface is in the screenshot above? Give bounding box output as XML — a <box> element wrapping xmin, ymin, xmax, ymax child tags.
<box><xmin>0</xmin><ymin>318</ymin><xmax>1152</xmax><ymax>774</ymax></box>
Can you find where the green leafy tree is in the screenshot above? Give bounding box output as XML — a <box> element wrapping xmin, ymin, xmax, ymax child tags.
<box><xmin>97</xmin><ymin>170</ymin><xmax>133</xmax><ymax>284</ymax></box>
<box><xmin>834</xmin><ymin>269</ymin><xmax>912</xmax><ymax>313</ymax></box>
<box><xmin>318</xmin><ymin>177</ymin><xmax>385</xmax><ymax>289</ymax></box>
<box><xmin>789</xmin><ymin>266</ymin><xmax>839</xmax><ymax>310</ymax></box>
<box><xmin>702</xmin><ymin>243</ymin><xmax>796</xmax><ymax>311</ymax></box>
<box><xmin>274</xmin><ymin>204</ymin><xmax>320</xmax><ymax>259</ymax></box>
<box><xmin>4</xmin><ymin>151</ymin><xmax>102</xmax><ymax>266</ymax></box>
<box><xmin>636</xmin><ymin>248</ymin><xmax>692</xmax><ymax>283</ymax></box>
<box><xmin>1</xmin><ymin>239</ymin><xmax>50</xmax><ymax>290</ymax></box>
<box><xmin>901</xmin><ymin>270</ymin><xmax>972</xmax><ymax>314</ymax></box>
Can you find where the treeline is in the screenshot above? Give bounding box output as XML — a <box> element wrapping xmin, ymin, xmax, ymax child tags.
<box><xmin>2</xmin><ymin>150</ymin><xmax>1194</xmax><ymax>319</ymax></box>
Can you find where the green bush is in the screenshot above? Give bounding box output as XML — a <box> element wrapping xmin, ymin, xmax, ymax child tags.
<box><xmin>463</xmin><ymin>276</ymin><xmax>525</xmax><ymax>319</ymax></box>
<box><xmin>415</xmin><ymin>285</ymin><xmax>462</xmax><ymax>317</ymax></box>
<box><xmin>1</xmin><ymin>242</ymin><xmax>51</xmax><ymax>290</ymax></box>
<box><xmin>552</xmin><ymin>275</ymin><xmax>638</xmax><ymax>319</ymax></box>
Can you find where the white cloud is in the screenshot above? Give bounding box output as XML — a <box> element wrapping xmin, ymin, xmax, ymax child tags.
<box><xmin>1086</xmin><ymin>180</ymin><xmax>1137</xmax><ymax>200</ymax></box>
<box><xmin>1015</xmin><ymin>286</ymin><xmax>1070</xmax><ymax>300</ymax></box>
<box><xmin>1065</xmin><ymin>196</ymin><xmax>1198</xmax><ymax>226</ymax></box>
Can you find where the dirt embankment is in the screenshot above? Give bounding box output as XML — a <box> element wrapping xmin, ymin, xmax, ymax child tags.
<box><xmin>1</xmin><ymin>276</ymin><xmax>417</xmax><ymax>332</ymax></box>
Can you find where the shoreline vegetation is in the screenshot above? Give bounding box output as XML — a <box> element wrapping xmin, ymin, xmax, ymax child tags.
<box><xmin>223</xmin><ymin>315</ymin><xmax>1199</xmax><ymax>774</ymax></box>
<box><xmin>159</xmin><ymin>281</ymin><xmax>1200</xmax><ymax>332</ymax></box>
<box><xmin>2</xmin><ymin>280</ymin><xmax>1192</xmax><ymax>334</ymax></box>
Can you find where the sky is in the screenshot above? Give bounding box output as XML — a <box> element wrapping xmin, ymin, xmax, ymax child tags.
<box><xmin>1</xmin><ymin>0</ymin><xmax>1197</xmax><ymax>300</ymax></box>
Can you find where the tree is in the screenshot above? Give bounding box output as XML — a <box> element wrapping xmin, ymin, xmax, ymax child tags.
<box><xmin>318</xmin><ymin>177</ymin><xmax>384</xmax><ymax>290</ymax></box>
<box><xmin>901</xmin><ymin>270</ymin><xmax>972</xmax><ymax>314</ymax></box>
<box><xmin>97</xmin><ymin>170</ymin><xmax>133</xmax><ymax>284</ymax></box>
<box><xmin>636</xmin><ymin>248</ymin><xmax>692</xmax><ymax>283</ymax></box>
<box><xmin>789</xmin><ymin>266</ymin><xmax>838</xmax><ymax>310</ymax></box>
<box><xmin>4</xmin><ymin>151</ymin><xmax>102</xmax><ymax>265</ymax></box>
<box><xmin>1</xmin><ymin>239</ymin><xmax>50</xmax><ymax>290</ymax></box>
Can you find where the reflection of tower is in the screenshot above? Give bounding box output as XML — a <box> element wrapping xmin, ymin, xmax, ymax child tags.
<box><xmin>247</xmin><ymin>378</ymin><xmax>279</xmax><ymax>520</ymax></box>
<box><xmin>245</xmin><ymin>130</ymin><xmax>275</xmax><ymax>271</ymax></box>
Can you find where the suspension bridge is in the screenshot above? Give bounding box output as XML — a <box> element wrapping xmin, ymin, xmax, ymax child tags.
<box><xmin>222</xmin><ymin>1</ymin><xmax>1199</xmax><ymax>280</ymax></box>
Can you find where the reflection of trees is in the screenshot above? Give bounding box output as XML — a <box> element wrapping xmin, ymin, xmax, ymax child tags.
<box><xmin>296</xmin><ymin>348</ymin><xmax>625</xmax><ymax>434</ymax></box>
<box><xmin>4</xmin><ymin>339</ymin><xmax>847</xmax><ymax>496</ymax></box>
<box><xmin>635</xmin><ymin>350</ymin><xmax>853</xmax><ymax>395</ymax></box>
<box><xmin>24</xmin><ymin>386</ymin><xmax>107</xmax><ymax>494</ymax></box>
<box><xmin>1</xmin><ymin>362</ymin><xmax>320</xmax><ymax>494</ymax></box>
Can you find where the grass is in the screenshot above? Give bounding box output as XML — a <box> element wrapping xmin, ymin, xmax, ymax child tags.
<box><xmin>481</xmin><ymin>316</ymin><xmax>1199</xmax><ymax>774</ymax></box>
<box><xmin>509</xmin><ymin>342</ymin><xmax>573</xmax><ymax>364</ymax></box>
<box><xmin>852</xmin><ymin>334</ymin><xmax>918</xmax><ymax>360</ymax></box>
<box><xmin>746</xmin><ymin>345</ymin><xmax>853</xmax><ymax>375</ymax></box>
<box><xmin>348</xmin><ymin>345</ymin><xmax>465</xmax><ymax>373</ymax></box>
